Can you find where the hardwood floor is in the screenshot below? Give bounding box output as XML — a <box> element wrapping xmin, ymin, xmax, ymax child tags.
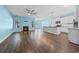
<box><xmin>0</xmin><ymin>29</ymin><xmax>79</xmax><ymax>53</ymax></box>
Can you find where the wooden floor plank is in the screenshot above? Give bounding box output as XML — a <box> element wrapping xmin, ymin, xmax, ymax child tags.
<box><xmin>0</xmin><ymin>29</ymin><xmax>79</xmax><ymax>53</ymax></box>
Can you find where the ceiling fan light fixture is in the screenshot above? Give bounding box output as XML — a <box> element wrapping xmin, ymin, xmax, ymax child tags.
<box><xmin>27</xmin><ymin>13</ymin><xmax>31</xmax><ymax>16</ymax></box>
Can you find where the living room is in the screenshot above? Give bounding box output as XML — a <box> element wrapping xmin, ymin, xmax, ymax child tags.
<box><xmin>0</xmin><ymin>5</ymin><xmax>79</xmax><ymax>53</ymax></box>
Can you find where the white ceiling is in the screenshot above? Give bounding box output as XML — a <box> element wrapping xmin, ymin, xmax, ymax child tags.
<box><xmin>6</xmin><ymin>5</ymin><xmax>76</xmax><ymax>19</ymax></box>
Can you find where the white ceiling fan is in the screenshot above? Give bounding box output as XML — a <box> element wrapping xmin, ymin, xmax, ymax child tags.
<box><xmin>25</xmin><ymin>8</ymin><xmax>37</xmax><ymax>16</ymax></box>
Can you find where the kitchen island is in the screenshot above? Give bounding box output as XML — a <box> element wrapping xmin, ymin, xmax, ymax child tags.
<box><xmin>43</xmin><ymin>26</ymin><xmax>60</xmax><ymax>35</ymax></box>
<box><xmin>68</xmin><ymin>28</ymin><xmax>79</xmax><ymax>45</ymax></box>
<box><xmin>43</xmin><ymin>26</ymin><xmax>69</xmax><ymax>35</ymax></box>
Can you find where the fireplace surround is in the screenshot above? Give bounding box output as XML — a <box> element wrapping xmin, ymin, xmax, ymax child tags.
<box><xmin>23</xmin><ymin>26</ymin><xmax>29</xmax><ymax>31</ymax></box>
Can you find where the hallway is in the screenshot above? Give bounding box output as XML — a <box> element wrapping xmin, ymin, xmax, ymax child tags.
<box><xmin>0</xmin><ymin>29</ymin><xmax>79</xmax><ymax>53</ymax></box>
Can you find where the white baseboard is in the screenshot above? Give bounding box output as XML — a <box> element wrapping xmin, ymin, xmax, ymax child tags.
<box><xmin>0</xmin><ymin>32</ymin><xmax>13</xmax><ymax>43</ymax></box>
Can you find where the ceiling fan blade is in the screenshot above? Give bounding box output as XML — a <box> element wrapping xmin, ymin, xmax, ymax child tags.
<box><xmin>26</xmin><ymin>8</ymin><xmax>29</xmax><ymax>11</ymax></box>
<box><xmin>26</xmin><ymin>8</ymin><xmax>31</xmax><ymax>13</ymax></box>
<box><xmin>30</xmin><ymin>10</ymin><xmax>34</xmax><ymax>14</ymax></box>
<box><xmin>31</xmin><ymin>10</ymin><xmax>35</xmax><ymax>12</ymax></box>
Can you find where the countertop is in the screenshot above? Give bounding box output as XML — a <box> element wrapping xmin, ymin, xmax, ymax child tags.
<box><xmin>68</xmin><ymin>27</ymin><xmax>79</xmax><ymax>30</ymax></box>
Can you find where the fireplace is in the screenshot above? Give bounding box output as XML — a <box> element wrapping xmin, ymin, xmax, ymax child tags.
<box><xmin>23</xmin><ymin>26</ymin><xmax>29</xmax><ymax>31</ymax></box>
